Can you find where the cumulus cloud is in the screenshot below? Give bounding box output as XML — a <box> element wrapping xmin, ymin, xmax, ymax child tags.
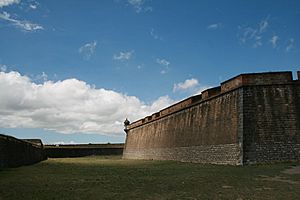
<box><xmin>173</xmin><ymin>78</ymin><xmax>198</xmax><ymax>92</ymax></box>
<box><xmin>128</xmin><ymin>0</ymin><xmax>152</xmax><ymax>13</ymax></box>
<box><xmin>0</xmin><ymin>71</ymin><xmax>174</xmax><ymax>135</ymax></box>
<box><xmin>113</xmin><ymin>50</ymin><xmax>134</xmax><ymax>61</ymax></box>
<box><xmin>173</xmin><ymin>78</ymin><xmax>210</xmax><ymax>94</ymax></box>
<box><xmin>0</xmin><ymin>11</ymin><xmax>43</xmax><ymax>32</ymax></box>
<box><xmin>0</xmin><ymin>0</ymin><xmax>19</xmax><ymax>7</ymax></box>
<box><xmin>35</xmin><ymin>71</ymin><xmax>48</xmax><ymax>82</ymax></box>
<box><xmin>78</xmin><ymin>41</ymin><xmax>97</xmax><ymax>60</ymax></box>
<box><xmin>207</xmin><ymin>23</ymin><xmax>222</xmax><ymax>30</ymax></box>
<box><xmin>0</xmin><ymin>64</ymin><xmax>7</xmax><ymax>72</ymax></box>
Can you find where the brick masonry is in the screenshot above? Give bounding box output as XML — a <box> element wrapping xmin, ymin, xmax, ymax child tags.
<box><xmin>44</xmin><ymin>144</ymin><xmax>124</xmax><ymax>158</ymax></box>
<box><xmin>123</xmin><ymin>144</ymin><xmax>241</xmax><ymax>165</ymax></box>
<box><xmin>0</xmin><ymin>134</ymin><xmax>46</xmax><ymax>168</ymax></box>
<box><xmin>124</xmin><ymin>88</ymin><xmax>244</xmax><ymax>165</ymax></box>
<box><xmin>123</xmin><ymin>71</ymin><xmax>300</xmax><ymax>165</ymax></box>
<box><xmin>242</xmin><ymin>84</ymin><xmax>300</xmax><ymax>164</ymax></box>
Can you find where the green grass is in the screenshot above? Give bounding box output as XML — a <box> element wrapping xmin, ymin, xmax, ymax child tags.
<box><xmin>0</xmin><ymin>156</ymin><xmax>299</xmax><ymax>200</ymax></box>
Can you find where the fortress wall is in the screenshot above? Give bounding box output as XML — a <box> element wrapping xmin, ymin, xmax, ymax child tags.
<box><xmin>201</xmin><ymin>87</ymin><xmax>221</xmax><ymax>99</ymax></box>
<box><xmin>127</xmin><ymin>95</ymin><xmax>203</xmax><ymax>130</ymax></box>
<box><xmin>123</xmin><ymin>88</ymin><xmax>244</xmax><ymax>165</ymax></box>
<box><xmin>243</xmin><ymin>83</ymin><xmax>300</xmax><ymax>164</ymax></box>
<box><xmin>44</xmin><ymin>144</ymin><xmax>124</xmax><ymax>158</ymax></box>
<box><xmin>124</xmin><ymin>71</ymin><xmax>299</xmax><ymax>165</ymax></box>
<box><xmin>0</xmin><ymin>134</ymin><xmax>46</xmax><ymax>168</ymax></box>
<box><xmin>221</xmin><ymin>71</ymin><xmax>292</xmax><ymax>92</ymax></box>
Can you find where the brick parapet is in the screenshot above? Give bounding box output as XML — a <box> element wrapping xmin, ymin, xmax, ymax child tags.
<box><xmin>201</xmin><ymin>86</ymin><xmax>221</xmax><ymax>99</ymax></box>
<box><xmin>127</xmin><ymin>71</ymin><xmax>296</xmax><ymax>130</ymax></box>
<box><xmin>221</xmin><ymin>71</ymin><xmax>292</xmax><ymax>93</ymax></box>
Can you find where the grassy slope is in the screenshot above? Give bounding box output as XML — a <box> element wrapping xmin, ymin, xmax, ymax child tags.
<box><xmin>0</xmin><ymin>156</ymin><xmax>299</xmax><ymax>200</ymax></box>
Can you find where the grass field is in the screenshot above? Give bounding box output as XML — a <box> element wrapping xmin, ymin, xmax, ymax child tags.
<box><xmin>0</xmin><ymin>156</ymin><xmax>299</xmax><ymax>200</ymax></box>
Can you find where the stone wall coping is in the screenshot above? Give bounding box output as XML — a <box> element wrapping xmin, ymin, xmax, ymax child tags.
<box><xmin>221</xmin><ymin>71</ymin><xmax>292</xmax><ymax>85</ymax></box>
<box><xmin>127</xmin><ymin>71</ymin><xmax>298</xmax><ymax>130</ymax></box>
<box><xmin>0</xmin><ymin>134</ymin><xmax>42</xmax><ymax>149</ymax></box>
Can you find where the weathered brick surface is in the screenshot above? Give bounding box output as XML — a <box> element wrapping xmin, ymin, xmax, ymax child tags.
<box><xmin>123</xmin><ymin>144</ymin><xmax>241</xmax><ymax>165</ymax></box>
<box><xmin>0</xmin><ymin>134</ymin><xmax>46</xmax><ymax>168</ymax></box>
<box><xmin>242</xmin><ymin>83</ymin><xmax>300</xmax><ymax>164</ymax></box>
<box><xmin>221</xmin><ymin>72</ymin><xmax>292</xmax><ymax>93</ymax></box>
<box><xmin>123</xmin><ymin>71</ymin><xmax>300</xmax><ymax>165</ymax></box>
<box><xmin>124</xmin><ymin>89</ymin><xmax>243</xmax><ymax>165</ymax></box>
<box><xmin>127</xmin><ymin>95</ymin><xmax>203</xmax><ymax>130</ymax></box>
<box><xmin>202</xmin><ymin>86</ymin><xmax>221</xmax><ymax>99</ymax></box>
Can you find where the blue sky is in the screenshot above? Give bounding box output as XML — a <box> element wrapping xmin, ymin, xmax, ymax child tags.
<box><xmin>0</xmin><ymin>0</ymin><xmax>299</xmax><ymax>144</ymax></box>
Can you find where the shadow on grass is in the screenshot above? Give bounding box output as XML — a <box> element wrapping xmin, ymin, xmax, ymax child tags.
<box><xmin>0</xmin><ymin>156</ymin><xmax>299</xmax><ymax>200</ymax></box>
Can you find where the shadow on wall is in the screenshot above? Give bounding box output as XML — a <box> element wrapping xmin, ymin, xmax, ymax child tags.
<box><xmin>44</xmin><ymin>144</ymin><xmax>124</xmax><ymax>158</ymax></box>
<box><xmin>0</xmin><ymin>134</ymin><xmax>47</xmax><ymax>168</ymax></box>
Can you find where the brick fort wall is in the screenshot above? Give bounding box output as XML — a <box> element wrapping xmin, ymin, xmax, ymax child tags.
<box><xmin>123</xmin><ymin>89</ymin><xmax>244</xmax><ymax>165</ymax></box>
<box><xmin>44</xmin><ymin>144</ymin><xmax>124</xmax><ymax>158</ymax></box>
<box><xmin>123</xmin><ymin>71</ymin><xmax>300</xmax><ymax>165</ymax></box>
<box><xmin>0</xmin><ymin>134</ymin><xmax>46</xmax><ymax>168</ymax></box>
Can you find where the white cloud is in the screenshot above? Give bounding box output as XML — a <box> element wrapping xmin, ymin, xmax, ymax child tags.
<box><xmin>0</xmin><ymin>71</ymin><xmax>174</xmax><ymax>135</ymax></box>
<box><xmin>259</xmin><ymin>18</ymin><xmax>269</xmax><ymax>33</ymax></box>
<box><xmin>253</xmin><ymin>36</ymin><xmax>262</xmax><ymax>48</ymax></box>
<box><xmin>156</xmin><ymin>58</ymin><xmax>170</xmax><ymax>66</ymax></box>
<box><xmin>207</xmin><ymin>23</ymin><xmax>222</xmax><ymax>30</ymax></box>
<box><xmin>0</xmin><ymin>11</ymin><xmax>43</xmax><ymax>32</ymax></box>
<box><xmin>53</xmin><ymin>141</ymin><xmax>77</xmax><ymax>145</ymax></box>
<box><xmin>78</xmin><ymin>41</ymin><xmax>97</xmax><ymax>60</ymax></box>
<box><xmin>156</xmin><ymin>58</ymin><xmax>170</xmax><ymax>74</ymax></box>
<box><xmin>173</xmin><ymin>78</ymin><xmax>199</xmax><ymax>92</ymax></box>
<box><xmin>270</xmin><ymin>35</ymin><xmax>279</xmax><ymax>48</ymax></box>
<box><xmin>113</xmin><ymin>50</ymin><xmax>134</xmax><ymax>61</ymax></box>
<box><xmin>0</xmin><ymin>64</ymin><xmax>7</xmax><ymax>72</ymax></box>
<box><xmin>150</xmin><ymin>28</ymin><xmax>162</xmax><ymax>40</ymax></box>
<box><xmin>238</xmin><ymin>16</ymin><xmax>270</xmax><ymax>48</ymax></box>
<box><xmin>27</xmin><ymin>0</ymin><xmax>39</xmax><ymax>10</ymax></box>
<box><xmin>128</xmin><ymin>0</ymin><xmax>152</xmax><ymax>13</ymax></box>
<box><xmin>194</xmin><ymin>86</ymin><xmax>212</xmax><ymax>95</ymax></box>
<box><xmin>29</xmin><ymin>3</ymin><xmax>37</xmax><ymax>10</ymax></box>
<box><xmin>160</xmin><ymin>70</ymin><xmax>167</xmax><ymax>74</ymax></box>
<box><xmin>286</xmin><ymin>38</ymin><xmax>295</xmax><ymax>52</ymax></box>
<box><xmin>173</xmin><ymin>78</ymin><xmax>210</xmax><ymax>94</ymax></box>
<box><xmin>0</xmin><ymin>0</ymin><xmax>19</xmax><ymax>7</ymax></box>
<box><xmin>35</xmin><ymin>72</ymin><xmax>48</xmax><ymax>82</ymax></box>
